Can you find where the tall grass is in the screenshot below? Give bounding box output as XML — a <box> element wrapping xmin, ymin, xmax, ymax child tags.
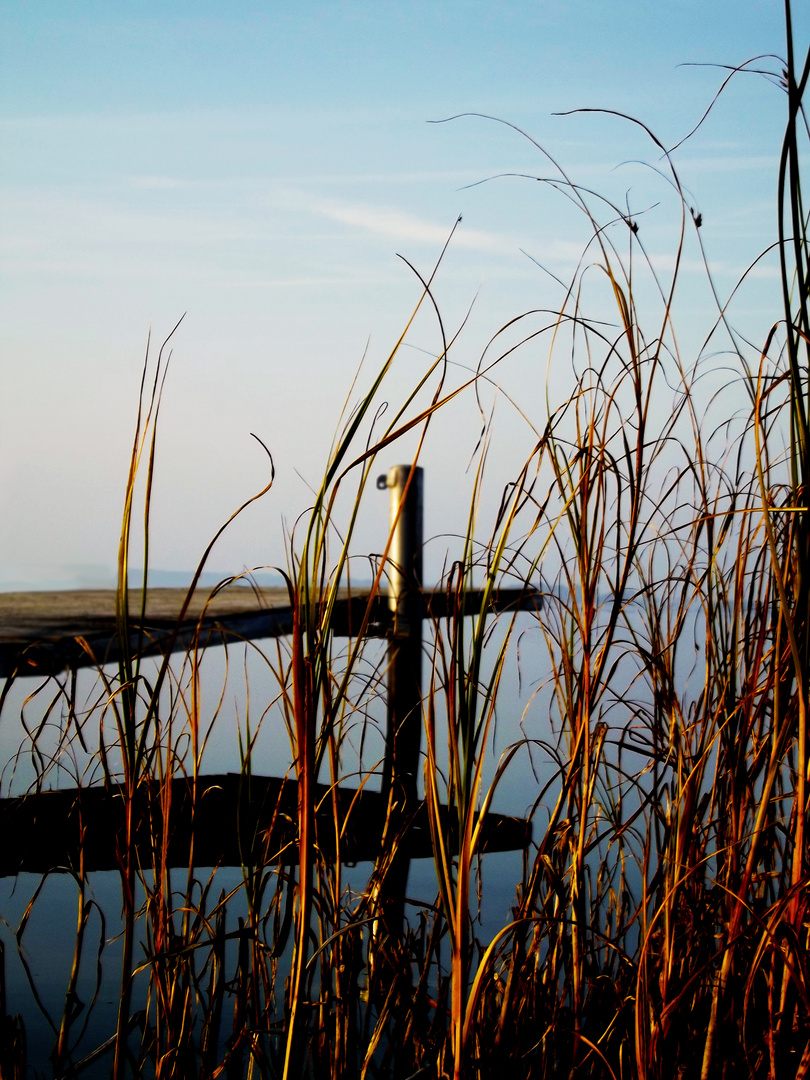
<box><xmin>1</xmin><ymin>4</ymin><xmax>809</xmax><ymax>1077</ymax></box>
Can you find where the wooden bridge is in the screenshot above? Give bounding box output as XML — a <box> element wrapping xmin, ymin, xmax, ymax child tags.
<box><xmin>0</xmin><ymin>466</ymin><xmax>540</xmax><ymax>878</ymax></box>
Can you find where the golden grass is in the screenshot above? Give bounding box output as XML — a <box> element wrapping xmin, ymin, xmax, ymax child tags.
<box><xmin>1</xmin><ymin>7</ymin><xmax>809</xmax><ymax>1077</ymax></box>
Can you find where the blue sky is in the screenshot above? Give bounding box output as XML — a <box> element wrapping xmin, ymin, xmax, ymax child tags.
<box><xmin>0</xmin><ymin>1</ymin><xmax>802</xmax><ymax>589</ymax></box>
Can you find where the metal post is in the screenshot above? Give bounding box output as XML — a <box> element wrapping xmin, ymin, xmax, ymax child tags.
<box><xmin>367</xmin><ymin>464</ymin><xmax>424</xmax><ymax>948</ymax></box>
<box><xmin>377</xmin><ymin>464</ymin><xmax>423</xmax><ymax>810</ymax></box>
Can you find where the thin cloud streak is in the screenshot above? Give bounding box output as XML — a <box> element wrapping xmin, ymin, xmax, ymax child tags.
<box><xmin>306</xmin><ymin>197</ymin><xmax>596</xmax><ymax>272</ymax></box>
<box><xmin>310</xmin><ymin>198</ymin><xmax>515</xmax><ymax>253</ymax></box>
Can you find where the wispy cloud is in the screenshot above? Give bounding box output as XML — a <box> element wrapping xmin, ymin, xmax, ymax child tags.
<box><xmin>299</xmin><ymin>196</ymin><xmax>597</xmax><ymax>273</ymax></box>
<box><xmin>309</xmin><ymin>198</ymin><xmax>515</xmax><ymax>253</ymax></box>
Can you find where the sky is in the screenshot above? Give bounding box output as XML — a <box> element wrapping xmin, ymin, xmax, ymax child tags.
<box><xmin>0</xmin><ymin>0</ymin><xmax>804</xmax><ymax>590</ymax></box>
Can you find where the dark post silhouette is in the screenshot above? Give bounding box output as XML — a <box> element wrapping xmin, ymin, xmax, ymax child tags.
<box><xmin>379</xmin><ymin>464</ymin><xmax>424</xmax><ymax>810</ymax></box>
<box><xmin>373</xmin><ymin>464</ymin><xmax>424</xmax><ymax>938</ymax></box>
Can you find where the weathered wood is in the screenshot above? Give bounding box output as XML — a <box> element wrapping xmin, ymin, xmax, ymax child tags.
<box><xmin>0</xmin><ymin>586</ymin><xmax>541</xmax><ymax>677</ymax></box>
<box><xmin>0</xmin><ymin>586</ymin><xmax>296</xmax><ymax>677</ymax></box>
<box><xmin>0</xmin><ymin>775</ymin><xmax>531</xmax><ymax>876</ymax></box>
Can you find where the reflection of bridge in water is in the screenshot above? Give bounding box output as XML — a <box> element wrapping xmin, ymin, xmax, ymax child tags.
<box><xmin>0</xmin><ymin>774</ymin><xmax>531</xmax><ymax>877</ymax></box>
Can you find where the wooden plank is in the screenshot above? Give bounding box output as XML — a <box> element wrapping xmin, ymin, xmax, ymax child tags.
<box><xmin>0</xmin><ymin>586</ymin><xmax>541</xmax><ymax>677</ymax></box>
<box><xmin>0</xmin><ymin>775</ymin><xmax>532</xmax><ymax>875</ymax></box>
<box><xmin>0</xmin><ymin>587</ymin><xmax>296</xmax><ymax>677</ymax></box>
<box><xmin>0</xmin><ymin>586</ymin><xmax>291</xmax><ymax>637</ymax></box>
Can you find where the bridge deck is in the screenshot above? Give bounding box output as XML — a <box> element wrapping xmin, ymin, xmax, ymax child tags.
<box><xmin>0</xmin><ymin>585</ymin><xmax>541</xmax><ymax>676</ymax></box>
